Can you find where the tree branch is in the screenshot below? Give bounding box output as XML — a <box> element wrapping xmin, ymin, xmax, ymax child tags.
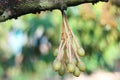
<box><xmin>0</xmin><ymin>0</ymin><xmax>108</xmax><ymax>22</ymax></box>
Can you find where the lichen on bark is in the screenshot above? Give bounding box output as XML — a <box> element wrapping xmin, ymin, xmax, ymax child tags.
<box><xmin>0</xmin><ymin>0</ymin><xmax>108</xmax><ymax>22</ymax></box>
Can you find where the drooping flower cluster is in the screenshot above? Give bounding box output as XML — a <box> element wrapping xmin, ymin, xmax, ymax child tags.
<box><xmin>53</xmin><ymin>11</ymin><xmax>86</xmax><ymax>77</ymax></box>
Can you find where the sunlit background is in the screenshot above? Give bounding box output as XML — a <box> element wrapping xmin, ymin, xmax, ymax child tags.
<box><xmin>0</xmin><ymin>1</ymin><xmax>120</xmax><ymax>80</ymax></box>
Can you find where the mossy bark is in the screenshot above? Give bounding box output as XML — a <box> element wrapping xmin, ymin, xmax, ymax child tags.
<box><xmin>0</xmin><ymin>0</ymin><xmax>108</xmax><ymax>22</ymax></box>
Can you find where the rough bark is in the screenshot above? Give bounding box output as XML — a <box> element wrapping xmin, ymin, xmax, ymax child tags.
<box><xmin>0</xmin><ymin>0</ymin><xmax>108</xmax><ymax>22</ymax></box>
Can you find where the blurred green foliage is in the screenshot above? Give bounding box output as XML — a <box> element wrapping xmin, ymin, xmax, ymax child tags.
<box><xmin>0</xmin><ymin>2</ymin><xmax>120</xmax><ymax>80</ymax></box>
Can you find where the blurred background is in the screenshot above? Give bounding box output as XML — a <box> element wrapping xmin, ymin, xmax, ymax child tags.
<box><xmin>0</xmin><ymin>1</ymin><xmax>120</xmax><ymax>80</ymax></box>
